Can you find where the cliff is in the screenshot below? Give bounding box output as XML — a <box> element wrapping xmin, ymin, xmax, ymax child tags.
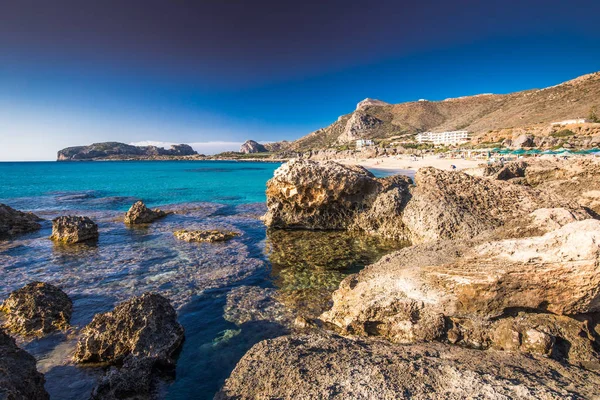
<box><xmin>57</xmin><ymin>142</ymin><xmax>197</xmax><ymax>161</ymax></box>
<box><xmin>289</xmin><ymin>71</ymin><xmax>600</xmax><ymax>151</ymax></box>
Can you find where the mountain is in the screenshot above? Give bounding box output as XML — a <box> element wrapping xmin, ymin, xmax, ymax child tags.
<box><xmin>57</xmin><ymin>142</ymin><xmax>197</xmax><ymax>161</ymax></box>
<box><xmin>288</xmin><ymin>72</ymin><xmax>600</xmax><ymax>151</ymax></box>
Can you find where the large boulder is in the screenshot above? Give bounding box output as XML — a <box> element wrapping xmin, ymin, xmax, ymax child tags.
<box><xmin>0</xmin><ymin>204</ymin><xmax>42</xmax><ymax>238</ymax></box>
<box><xmin>74</xmin><ymin>293</ymin><xmax>183</xmax><ymax>364</ymax></box>
<box><xmin>264</xmin><ymin>161</ymin><xmax>587</xmax><ymax>243</ymax></box>
<box><xmin>263</xmin><ymin>160</ymin><xmax>412</xmax><ymax>239</ymax></box>
<box><xmin>89</xmin><ymin>356</ymin><xmax>156</xmax><ymax>400</ymax></box>
<box><xmin>1</xmin><ymin>282</ymin><xmax>72</xmax><ymax>336</ymax></box>
<box><xmin>511</xmin><ymin>134</ymin><xmax>535</xmax><ymax>148</ymax></box>
<box><xmin>124</xmin><ymin>201</ymin><xmax>168</xmax><ymax>224</ymax></box>
<box><xmin>216</xmin><ymin>333</ymin><xmax>600</xmax><ymax>399</ymax></box>
<box><xmin>321</xmin><ymin>219</ymin><xmax>600</xmax><ymax>363</ymax></box>
<box><xmin>0</xmin><ymin>329</ymin><xmax>49</xmax><ymax>400</ymax></box>
<box><xmin>239</xmin><ymin>140</ymin><xmax>267</xmax><ymax>154</ymax></box>
<box><xmin>50</xmin><ymin>215</ymin><xmax>99</xmax><ymax>243</ymax></box>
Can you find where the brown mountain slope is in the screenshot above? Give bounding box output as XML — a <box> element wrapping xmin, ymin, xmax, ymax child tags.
<box><xmin>289</xmin><ymin>71</ymin><xmax>600</xmax><ymax>151</ymax></box>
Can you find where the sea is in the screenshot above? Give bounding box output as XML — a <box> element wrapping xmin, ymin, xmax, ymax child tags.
<box><xmin>0</xmin><ymin>160</ymin><xmax>405</xmax><ymax>399</ymax></box>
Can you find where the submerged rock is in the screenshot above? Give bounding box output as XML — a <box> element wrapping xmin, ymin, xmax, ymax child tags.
<box><xmin>0</xmin><ymin>329</ymin><xmax>49</xmax><ymax>399</ymax></box>
<box><xmin>173</xmin><ymin>229</ymin><xmax>238</xmax><ymax>243</ymax></box>
<box><xmin>124</xmin><ymin>201</ymin><xmax>168</xmax><ymax>224</ymax></box>
<box><xmin>216</xmin><ymin>332</ymin><xmax>600</xmax><ymax>399</ymax></box>
<box><xmin>321</xmin><ymin>219</ymin><xmax>600</xmax><ymax>363</ymax></box>
<box><xmin>0</xmin><ymin>204</ymin><xmax>42</xmax><ymax>238</ymax></box>
<box><xmin>74</xmin><ymin>292</ymin><xmax>184</xmax><ymax>364</ymax></box>
<box><xmin>50</xmin><ymin>215</ymin><xmax>99</xmax><ymax>243</ymax></box>
<box><xmin>74</xmin><ymin>293</ymin><xmax>184</xmax><ymax>400</ymax></box>
<box><xmin>0</xmin><ymin>282</ymin><xmax>72</xmax><ymax>336</ymax></box>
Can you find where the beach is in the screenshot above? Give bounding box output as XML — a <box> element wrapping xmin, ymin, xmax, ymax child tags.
<box><xmin>338</xmin><ymin>154</ymin><xmax>484</xmax><ymax>173</ymax></box>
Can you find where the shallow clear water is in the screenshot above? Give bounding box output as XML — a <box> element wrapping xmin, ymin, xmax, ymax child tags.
<box><xmin>0</xmin><ymin>161</ymin><xmax>405</xmax><ymax>399</ymax></box>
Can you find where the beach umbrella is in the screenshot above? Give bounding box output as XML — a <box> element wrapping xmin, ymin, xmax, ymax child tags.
<box><xmin>526</xmin><ymin>149</ymin><xmax>541</xmax><ymax>155</ymax></box>
<box><xmin>511</xmin><ymin>149</ymin><xmax>526</xmax><ymax>155</ymax></box>
<box><xmin>497</xmin><ymin>149</ymin><xmax>511</xmax><ymax>154</ymax></box>
<box><xmin>541</xmin><ymin>150</ymin><xmax>556</xmax><ymax>155</ymax></box>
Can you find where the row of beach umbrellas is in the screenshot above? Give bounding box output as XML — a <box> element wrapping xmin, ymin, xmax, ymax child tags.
<box><xmin>490</xmin><ymin>148</ymin><xmax>600</xmax><ymax>156</ymax></box>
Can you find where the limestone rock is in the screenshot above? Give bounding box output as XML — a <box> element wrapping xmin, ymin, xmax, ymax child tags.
<box><xmin>0</xmin><ymin>204</ymin><xmax>42</xmax><ymax>238</ymax></box>
<box><xmin>355</xmin><ymin>98</ymin><xmax>389</xmax><ymax>110</ymax></box>
<box><xmin>337</xmin><ymin>111</ymin><xmax>383</xmax><ymax>144</ymax></box>
<box><xmin>239</xmin><ymin>140</ymin><xmax>267</xmax><ymax>154</ymax></box>
<box><xmin>322</xmin><ymin>220</ymin><xmax>600</xmax><ymax>353</ymax></box>
<box><xmin>90</xmin><ymin>356</ymin><xmax>156</xmax><ymax>400</ymax></box>
<box><xmin>73</xmin><ymin>292</ymin><xmax>184</xmax><ymax>364</ymax></box>
<box><xmin>0</xmin><ymin>329</ymin><xmax>49</xmax><ymax>400</ymax></box>
<box><xmin>511</xmin><ymin>134</ymin><xmax>535</xmax><ymax>148</ymax></box>
<box><xmin>50</xmin><ymin>215</ymin><xmax>99</xmax><ymax>243</ymax></box>
<box><xmin>124</xmin><ymin>201</ymin><xmax>168</xmax><ymax>224</ymax></box>
<box><xmin>1</xmin><ymin>282</ymin><xmax>72</xmax><ymax>336</ymax></box>
<box><xmin>173</xmin><ymin>229</ymin><xmax>238</xmax><ymax>243</ymax></box>
<box><xmin>216</xmin><ymin>333</ymin><xmax>600</xmax><ymax>399</ymax></box>
<box><xmin>263</xmin><ymin>159</ymin><xmax>411</xmax><ymax>239</ymax></box>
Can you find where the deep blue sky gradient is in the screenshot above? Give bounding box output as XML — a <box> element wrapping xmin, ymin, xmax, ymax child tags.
<box><xmin>1</xmin><ymin>0</ymin><xmax>599</xmax><ymax>160</ymax></box>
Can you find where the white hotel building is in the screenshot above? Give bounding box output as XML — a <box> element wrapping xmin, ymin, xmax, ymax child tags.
<box><xmin>416</xmin><ymin>130</ymin><xmax>470</xmax><ymax>145</ymax></box>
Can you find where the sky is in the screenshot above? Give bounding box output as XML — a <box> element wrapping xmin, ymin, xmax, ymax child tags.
<box><xmin>1</xmin><ymin>0</ymin><xmax>600</xmax><ymax>160</ymax></box>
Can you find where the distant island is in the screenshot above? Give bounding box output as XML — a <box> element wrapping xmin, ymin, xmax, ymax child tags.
<box><xmin>57</xmin><ymin>142</ymin><xmax>198</xmax><ymax>161</ymax></box>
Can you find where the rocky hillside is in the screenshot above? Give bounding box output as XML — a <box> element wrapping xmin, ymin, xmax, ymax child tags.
<box><xmin>57</xmin><ymin>142</ymin><xmax>197</xmax><ymax>161</ymax></box>
<box><xmin>289</xmin><ymin>71</ymin><xmax>600</xmax><ymax>151</ymax></box>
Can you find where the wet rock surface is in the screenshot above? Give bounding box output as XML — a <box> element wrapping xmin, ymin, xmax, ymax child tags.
<box><xmin>173</xmin><ymin>229</ymin><xmax>238</xmax><ymax>243</ymax></box>
<box><xmin>74</xmin><ymin>292</ymin><xmax>184</xmax><ymax>364</ymax></box>
<box><xmin>0</xmin><ymin>281</ymin><xmax>72</xmax><ymax>336</ymax></box>
<box><xmin>216</xmin><ymin>332</ymin><xmax>600</xmax><ymax>400</ymax></box>
<box><xmin>50</xmin><ymin>215</ymin><xmax>99</xmax><ymax>243</ymax></box>
<box><xmin>0</xmin><ymin>203</ymin><xmax>42</xmax><ymax>238</ymax></box>
<box><xmin>0</xmin><ymin>328</ymin><xmax>49</xmax><ymax>400</ymax></box>
<box><xmin>124</xmin><ymin>201</ymin><xmax>168</xmax><ymax>224</ymax></box>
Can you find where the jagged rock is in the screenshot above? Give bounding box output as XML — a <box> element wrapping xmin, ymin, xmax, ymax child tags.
<box><xmin>173</xmin><ymin>229</ymin><xmax>238</xmax><ymax>243</ymax></box>
<box><xmin>239</xmin><ymin>140</ymin><xmax>268</xmax><ymax>154</ymax></box>
<box><xmin>74</xmin><ymin>293</ymin><xmax>184</xmax><ymax>365</ymax></box>
<box><xmin>355</xmin><ymin>98</ymin><xmax>389</xmax><ymax>110</ymax></box>
<box><xmin>90</xmin><ymin>356</ymin><xmax>156</xmax><ymax>400</ymax></box>
<box><xmin>265</xmin><ymin>161</ymin><xmax>587</xmax><ymax>243</ymax></box>
<box><xmin>337</xmin><ymin>111</ymin><xmax>383</xmax><ymax>144</ymax></box>
<box><xmin>400</xmin><ymin>167</ymin><xmax>585</xmax><ymax>243</ymax></box>
<box><xmin>0</xmin><ymin>204</ymin><xmax>42</xmax><ymax>238</ymax></box>
<box><xmin>124</xmin><ymin>201</ymin><xmax>168</xmax><ymax>224</ymax></box>
<box><xmin>483</xmin><ymin>161</ymin><xmax>528</xmax><ymax>180</ymax></box>
<box><xmin>1</xmin><ymin>282</ymin><xmax>72</xmax><ymax>336</ymax></box>
<box><xmin>263</xmin><ymin>159</ymin><xmax>412</xmax><ymax>239</ymax></box>
<box><xmin>511</xmin><ymin>134</ymin><xmax>535</xmax><ymax>148</ymax></box>
<box><xmin>0</xmin><ymin>329</ymin><xmax>49</xmax><ymax>400</ymax></box>
<box><xmin>216</xmin><ymin>332</ymin><xmax>600</xmax><ymax>399</ymax></box>
<box><xmin>50</xmin><ymin>215</ymin><xmax>99</xmax><ymax>243</ymax></box>
<box><xmin>322</xmin><ymin>219</ymin><xmax>600</xmax><ymax>362</ymax></box>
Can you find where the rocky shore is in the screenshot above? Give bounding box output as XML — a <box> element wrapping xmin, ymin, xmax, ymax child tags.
<box><xmin>219</xmin><ymin>158</ymin><xmax>600</xmax><ymax>398</ymax></box>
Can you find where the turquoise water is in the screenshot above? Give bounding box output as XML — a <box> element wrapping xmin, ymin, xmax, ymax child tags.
<box><xmin>0</xmin><ymin>161</ymin><xmax>404</xmax><ymax>399</ymax></box>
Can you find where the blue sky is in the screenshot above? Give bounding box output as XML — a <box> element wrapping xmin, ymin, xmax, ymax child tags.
<box><xmin>1</xmin><ymin>0</ymin><xmax>599</xmax><ymax>160</ymax></box>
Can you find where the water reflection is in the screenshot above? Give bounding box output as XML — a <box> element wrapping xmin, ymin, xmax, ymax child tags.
<box><xmin>265</xmin><ymin>229</ymin><xmax>407</xmax><ymax>317</ymax></box>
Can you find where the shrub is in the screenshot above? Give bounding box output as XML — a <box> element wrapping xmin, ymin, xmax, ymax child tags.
<box><xmin>550</xmin><ymin>129</ymin><xmax>575</xmax><ymax>138</ymax></box>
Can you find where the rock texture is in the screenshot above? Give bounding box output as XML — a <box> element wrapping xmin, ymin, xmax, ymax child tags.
<box><xmin>1</xmin><ymin>282</ymin><xmax>72</xmax><ymax>336</ymax></box>
<box><xmin>264</xmin><ymin>160</ymin><xmax>586</xmax><ymax>243</ymax></box>
<box><xmin>239</xmin><ymin>140</ymin><xmax>268</xmax><ymax>154</ymax></box>
<box><xmin>173</xmin><ymin>229</ymin><xmax>238</xmax><ymax>243</ymax></box>
<box><xmin>264</xmin><ymin>159</ymin><xmax>412</xmax><ymax>239</ymax></box>
<box><xmin>74</xmin><ymin>293</ymin><xmax>184</xmax><ymax>400</ymax></box>
<box><xmin>321</xmin><ymin>218</ymin><xmax>600</xmax><ymax>363</ymax></box>
<box><xmin>74</xmin><ymin>293</ymin><xmax>184</xmax><ymax>364</ymax></box>
<box><xmin>50</xmin><ymin>215</ymin><xmax>99</xmax><ymax>243</ymax></box>
<box><xmin>124</xmin><ymin>201</ymin><xmax>168</xmax><ymax>224</ymax></box>
<box><xmin>0</xmin><ymin>329</ymin><xmax>49</xmax><ymax>400</ymax></box>
<box><xmin>0</xmin><ymin>204</ymin><xmax>42</xmax><ymax>238</ymax></box>
<box><xmin>216</xmin><ymin>332</ymin><xmax>600</xmax><ymax>400</ymax></box>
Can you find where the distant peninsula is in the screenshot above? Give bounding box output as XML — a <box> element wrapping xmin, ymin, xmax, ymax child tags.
<box><xmin>57</xmin><ymin>142</ymin><xmax>198</xmax><ymax>161</ymax></box>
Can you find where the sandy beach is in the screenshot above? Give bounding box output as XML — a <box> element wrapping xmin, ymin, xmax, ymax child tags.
<box><xmin>338</xmin><ymin>154</ymin><xmax>484</xmax><ymax>173</ymax></box>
